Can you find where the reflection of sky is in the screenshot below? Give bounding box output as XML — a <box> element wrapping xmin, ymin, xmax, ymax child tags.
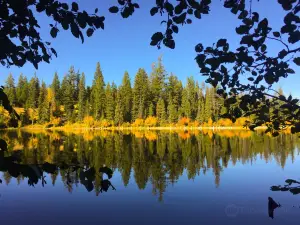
<box><xmin>1</xmin><ymin>154</ymin><xmax>300</xmax><ymax>224</ymax></box>
<box><xmin>0</xmin><ymin>0</ymin><xmax>299</xmax><ymax>97</ymax></box>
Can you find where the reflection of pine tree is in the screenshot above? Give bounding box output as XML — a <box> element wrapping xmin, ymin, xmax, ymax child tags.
<box><xmin>3</xmin><ymin>171</ymin><xmax>12</xmax><ymax>185</ymax></box>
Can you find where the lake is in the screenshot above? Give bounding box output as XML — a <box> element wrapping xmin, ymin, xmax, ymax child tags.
<box><xmin>1</xmin><ymin>129</ymin><xmax>300</xmax><ymax>225</ymax></box>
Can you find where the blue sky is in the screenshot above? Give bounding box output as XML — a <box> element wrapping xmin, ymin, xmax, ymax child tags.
<box><xmin>0</xmin><ymin>0</ymin><xmax>299</xmax><ymax>96</ymax></box>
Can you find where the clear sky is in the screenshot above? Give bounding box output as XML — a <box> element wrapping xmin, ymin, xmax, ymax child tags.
<box><xmin>0</xmin><ymin>0</ymin><xmax>299</xmax><ymax>96</ymax></box>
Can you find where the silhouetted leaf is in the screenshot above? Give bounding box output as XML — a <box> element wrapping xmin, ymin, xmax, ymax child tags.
<box><xmin>285</xmin><ymin>179</ymin><xmax>300</xmax><ymax>185</ymax></box>
<box><xmin>109</xmin><ymin>6</ymin><xmax>119</xmax><ymax>13</ymax></box>
<box><xmin>70</xmin><ymin>23</ymin><xmax>79</xmax><ymax>38</ymax></box>
<box><xmin>118</xmin><ymin>0</ymin><xmax>125</xmax><ymax>5</ymax></box>
<box><xmin>194</xmin><ymin>9</ymin><xmax>201</xmax><ymax>19</ymax></box>
<box><xmin>186</xmin><ymin>19</ymin><xmax>192</xmax><ymax>24</ymax></box>
<box><xmin>216</xmin><ymin>39</ymin><xmax>227</xmax><ymax>48</ymax></box>
<box><xmin>87</xmin><ymin>28</ymin><xmax>94</xmax><ymax>37</ymax></box>
<box><xmin>50</xmin><ymin>27</ymin><xmax>58</xmax><ymax>38</ymax></box>
<box><xmin>150</xmin><ymin>7</ymin><xmax>159</xmax><ymax>16</ymax></box>
<box><xmin>72</xmin><ymin>2</ymin><xmax>79</xmax><ymax>12</ymax></box>
<box><xmin>278</xmin><ymin>49</ymin><xmax>287</xmax><ymax>59</ymax></box>
<box><xmin>293</xmin><ymin>57</ymin><xmax>300</xmax><ymax>66</ymax></box>
<box><xmin>172</xmin><ymin>25</ymin><xmax>178</xmax><ymax>33</ymax></box>
<box><xmin>236</xmin><ymin>25</ymin><xmax>249</xmax><ymax>34</ymax></box>
<box><xmin>195</xmin><ymin>43</ymin><xmax>203</xmax><ymax>53</ymax></box>
<box><xmin>173</xmin><ymin>13</ymin><xmax>187</xmax><ymax>24</ymax></box>
<box><xmin>151</xmin><ymin>32</ymin><xmax>164</xmax><ymax>42</ymax></box>
<box><xmin>164</xmin><ymin>2</ymin><xmax>174</xmax><ymax>13</ymax></box>
<box><xmin>164</xmin><ymin>38</ymin><xmax>175</xmax><ymax>49</ymax></box>
<box><xmin>273</xmin><ymin>31</ymin><xmax>280</xmax><ymax>37</ymax></box>
<box><xmin>290</xmin><ymin>188</ymin><xmax>300</xmax><ymax>195</ymax></box>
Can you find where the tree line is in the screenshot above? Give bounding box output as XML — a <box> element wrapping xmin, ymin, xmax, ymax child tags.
<box><xmin>2</xmin><ymin>57</ymin><xmax>283</xmax><ymax>128</ymax></box>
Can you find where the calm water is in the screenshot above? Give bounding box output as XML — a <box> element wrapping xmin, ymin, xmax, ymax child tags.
<box><xmin>1</xmin><ymin>130</ymin><xmax>300</xmax><ymax>225</ymax></box>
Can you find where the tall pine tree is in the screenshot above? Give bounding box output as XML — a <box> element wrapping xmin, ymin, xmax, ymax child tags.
<box><xmin>156</xmin><ymin>97</ymin><xmax>166</xmax><ymax>124</ymax></box>
<box><xmin>149</xmin><ymin>57</ymin><xmax>167</xmax><ymax>115</ymax></box>
<box><xmin>78</xmin><ymin>73</ymin><xmax>86</xmax><ymax>121</ymax></box>
<box><xmin>91</xmin><ymin>62</ymin><xmax>105</xmax><ymax>120</ymax></box>
<box><xmin>16</xmin><ymin>74</ymin><xmax>28</xmax><ymax>107</ymax></box>
<box><xmin>4</xmin><ymin>74</ymin><xmax>16</xmax><ymax>106</ymax></box>
<box><xmin>105</xmin><ymin>82</ymin><xmax>115</xmax><ymax>121</ymax></box>
<box><xmin>114</xmin><ymin>90</ymin><xmax>124</xmax><ymax>126</ymax></box>
<box><xmin>38</xmin><ymin>82</ymin><xmax>50</xmax><ymax>123</ymax></box>
<box><xmin>27</xmin><ymin>74</ymin><xmax>40</xmax><ymax>108</ymax></box>
<box><xmin>132</xmin><ymin>68</ymin><xmax>150</xmax><ymax>120</ymax></box>
<box><xmin>120</xmin><ymin>71</ymin><xmax>132</xmax><ymax>122</ymax></box>
<box><xmin>51</xmin><ymin>72</ymin><xmax>61</xmax><ymax>108</ymax></box>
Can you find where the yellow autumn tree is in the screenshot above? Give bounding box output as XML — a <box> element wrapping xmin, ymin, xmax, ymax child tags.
<box><xmin>144</xmin><ymin>116</ymin><xmax>158</xmax><ymax>127</ymax></box>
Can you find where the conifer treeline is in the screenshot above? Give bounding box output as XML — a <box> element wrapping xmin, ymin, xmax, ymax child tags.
<box><xmin>3</xmin><ymin>58</ymin><xmax>232</xmax><ymax>126</ymax></box>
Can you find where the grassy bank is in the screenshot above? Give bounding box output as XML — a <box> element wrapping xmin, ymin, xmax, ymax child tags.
<box><xmin>14</xmin><ymin>124</ymin><xmax>266</xmax><ymax>131</ymax></box>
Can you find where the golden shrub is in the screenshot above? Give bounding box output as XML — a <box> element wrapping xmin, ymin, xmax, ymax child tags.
<box><xmin>217</xmin><ymin>118</ymin><xmax>233</xmax><ymax>127</ymax></box>
<box><xmin>144</xmin><ymin>116</ymin><xmax>158</xmax><ymax>127</ymax></box>
<box><xmin>145</xmin><ymin>131</ymin><xmax>158</xmax><ymax>141</ymax></box>
<box><xmin>178</xmin><ymin>117</ymin><xmax>190</xmax><ymax>126</ymax></box>
<box><xmin>83</xmin><ymin>116</ymin><xmax>95</xmax><ymax>127</ymax></box>
<box><xmin>132</xmin><ymin>118</ymin><xmax>144</xmax><ymax>127</ymax></box>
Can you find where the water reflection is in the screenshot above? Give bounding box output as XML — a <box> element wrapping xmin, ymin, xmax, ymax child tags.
<box><xmin>1</xmin><ymin>129</ymin><xmax>299</xmax><ymax>201</ymax></box>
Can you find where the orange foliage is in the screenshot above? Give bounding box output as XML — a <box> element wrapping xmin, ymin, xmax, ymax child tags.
<box><xmin>100</xmin><ymin>119</ymin><xmax>112</xmax><ymax>128</ymax></box>
<box><xmin>50</xmin><ymin>117</ymin><xmax>62</xmax><ymax>127</ymax></box>
<box><xmin>133</xmin><ymin>131</ymin><xmax>144</xmax><ymax>138</ymax></box>
<box><xmin>83</xmin><ymin>116</ymin><xmax>95</xmax><ymax>127</ymax></box>
<box><xmin>145</xmin><ymin>131</ymin><xmax>158</xmax><ymax>141</ymax></box>
<box><xmin>217</xmin><ymin>118</ymin><xmax>233</xmax><ymax>127</ymax></box>
<box><xmin>178</xmin><ymin>117</ymin><xmax>190</xmax><ymax>126</ymax></box>
<box><xmin>144</xmin><ymin>116</ymin><xmax>158</xmax><ymax>127</ymax></box>
<box><xmin>178</xmin><ymin>131</ymin><xmax>191</xmax><ymax>140</ymax></box>
<box><xmin>207</xmin><ymin>118</ymin><xmax>214</xmax><ymax>126</ymax></box>
<box><xmin>132</xmin><ymin>119</ymin><xmax>144</xmax><ymax>127</ymax></box>
<box><xmin>191</xmin><ymin>121</ymin><xmax>200</xmax><ymax>127</ymax></box>
<box><xmin>234</xmin><ymin>117</ymin><xmax>249</xmax><ymax>126</ymax></box>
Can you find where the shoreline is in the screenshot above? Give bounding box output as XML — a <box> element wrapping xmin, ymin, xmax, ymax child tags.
<box><xmin>2</xmin><ymin>126</ymin><xmax>268</xmax><ymax>131</ymax></box>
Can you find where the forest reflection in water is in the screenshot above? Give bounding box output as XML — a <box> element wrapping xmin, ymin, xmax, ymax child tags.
<box><xmin>0</xmin><ymin>129</ymin><xmax>299</xmax><ymax>201</ymax></box>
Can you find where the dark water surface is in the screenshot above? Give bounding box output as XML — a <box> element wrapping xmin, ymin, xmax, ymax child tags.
<box><xmin>1</xmin><ymin>130</ymin><xmax>300</xmax><ymax>225</ymax></box>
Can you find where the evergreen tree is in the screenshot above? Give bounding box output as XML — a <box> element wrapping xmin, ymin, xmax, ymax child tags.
<box><xmin>132</xmin><ymin>68</ymin><xmax>150</xmax><ymax>120</ymax></box>
<box><xmin>120</xmin><ymin>71</ymin><xmax>132</xmax><ymax>122</ymax></box>
<box><xmin>148</xmin><ymin>102</ymin><xmax>154</xmax><ymax>116</ymax></box>
<box><xmin>181</xmin><ymin>88</ymin><xmax>191</xmax><ymax>118</ymax></box>
<box><xmin>167</xmin><ymin>97</ymin><xmax>178</xmax><ymax>123</ymax></box>
<box><xmin>38</xmin><ymin>82</ymin><xmax>50</xmax><ymax>123</ymax></box>
<box><xmin>105</xmin><ymin>83</ymin><xmax>115</xmax><ymax>121</ymax></box>
<box><xmin>21</xmin><ymin>107</ymin><xmax>30</xmax><ymax>126</ymax></box>
<box><xmin>186</xmin><ymin>76</ymin><xmax>197</xmax><ymax>119</ymax></box>
<box><xmin>196</xmin><ymin>97</ymin><xmax>205</xmax><ymax>123</ymax></box>
<box><xmin>51</xmin><ymin>72</ymin><xmax>61</xmax><ymax>107</ymax></box>
<box><xmin>114</xmin><ymin>91</ymin><xmax>124</xmax><ymax>126</ymax></box>
<box><xmin>61</xmin><ymin>67</ymin><xmax>77</xmax><ymax>121</ymax></box>
<box><xmin>78</xmin><ymin>73</ymin><xmax>86</xmax><ymax>121</ymax></box>
<box><xmin>27</xmin><ymin>74</ymin><xmax>40</xmax><ymax>108</ymax></box>
<box><xmin>196</xmin><ymin>85</ymin><xmax>205</xmax><ymax>123</ymax></box>
<box><xmin>149</xmin><ymin>57</ymin><xmax>167</xmax><ymax>115</ymax></box>
<box><xmin>85</xmin><ymin>86</ymin><xmax>92</xmax><ymax>116</ymax></box>
<box><xmin>16</xmin><ymin>74</ymin><xmax>28</xmax><ymax>107</ymax></box>
<box><xmin>166</xmin><ymin>74</ymin><xmax>183</xmax><ymax>110</ymax></box>
<box><xmin>91</xmin><ymin>62</ymin><xmax>105</xmax><ymax>120</ymax></box>
<box><xmin>4</xmin><ymin>73</ymin><xmax>16</xmax><ymax>106</ymax></box>
<box><xmin>156</xmin><ymin>97</ymin><xmax>166</xmax><ymax>123</ymax></box>
<box><xmin>204</xmin><ymin>87</ymin><xmax>213</xmax><ymax>122</ymax></box>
